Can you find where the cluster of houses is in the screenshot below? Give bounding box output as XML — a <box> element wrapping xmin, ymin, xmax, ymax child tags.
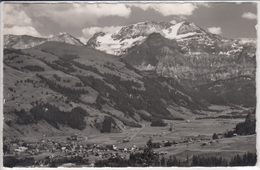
<box><xmin>4</xmin><ymin>131</ymin><xmax>224</xmax><ymax>166</ymax></box>
<box><xmin>3</xmin><ymin>134</ymin><xmax>146</xmax><ymax>163</ymax></box>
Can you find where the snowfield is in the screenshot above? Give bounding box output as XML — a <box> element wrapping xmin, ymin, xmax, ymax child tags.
<box><xmin>94</xmin><ymin>21</ymin><xmax>204</xmax><ymax>55</ymax></box>
<box><xmin>96</xmin><ymin>34</ymin><xmax>146</xmax><ymax>55</ymax></box>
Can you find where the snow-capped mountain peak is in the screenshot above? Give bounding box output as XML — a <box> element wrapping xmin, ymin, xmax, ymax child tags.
<box><xmin>86</xmin><ymin>21</ymin><xmax>209</xmax><ymax>55</ymax></box>
<box><xmin>111</xmin><ymin>21</ymin><xmax>173</xmax><ymax>40</ymax></box>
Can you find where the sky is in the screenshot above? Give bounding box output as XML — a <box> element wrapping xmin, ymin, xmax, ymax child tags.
<box><xmin>3</xmin><ymin>2</ymin><xmax>258</xmax><ymax>44</ymax></box>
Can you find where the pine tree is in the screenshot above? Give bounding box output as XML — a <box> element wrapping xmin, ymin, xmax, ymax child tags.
<box><xmin>212</xmin><ymin>133</ymin><xmax>219</xmax><ymax>140</ymax></box>
<box><xmin>186</xmin><ymin>155</ymin><xmax>189</xmax><ymax>166</ymax></box>
<box><xmin>161</xmin><ymin>156</ymin><xmax>165</xmax><ymax>166</ymax></box>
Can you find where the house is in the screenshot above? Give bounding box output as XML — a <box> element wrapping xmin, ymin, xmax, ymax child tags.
<box><xmin>123</xmin><ymin>138</ymin><xmax>129</xmax><ymax>143</ymax></box>
<box><xmin>12</xmin><ymin>143</ymin><xmax>18</xmax><ymax>147</ymax></box>
<box><xmin>201</xmin><ymin>143</ymin><xmax>207</xmax><ymax>146</ymax></box>
<box><xmin>211</xmin><ymin>140</ymin><xmax>217</xmax><ymax>144</ymax></box>
<box><xmin>61</xmin><ymin>147</ymin><xmax>66</xmax><ymax>151</ymax></box>
<box><xmin>71</xmin><ymin>134</ymin><xmax>77</xmax><ymax>141</ymax></box>
<box><xmin>112</xmin><ymin>145</ymin><xmax>118</xmax><ymax>151</ymax></box>
<box><xmin>14</xmin><ymin>146</ymin><xmax>28</xmax><ymax>152</ymax></box>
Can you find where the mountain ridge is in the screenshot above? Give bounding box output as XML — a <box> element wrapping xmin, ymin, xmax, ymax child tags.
<box><xmin>85</xmin><ymin>20</ymin><xmax>236</xmax><ymax>56</ymax></box>
<box><xmin>123</xmin><ymin>31</ymin><xmax>256</xmax><ymax>87</ymax></box>
<box><xmin>4</xmin><ymin>32</ymin><xmax>84</xmax><ymax>49</ymax></box>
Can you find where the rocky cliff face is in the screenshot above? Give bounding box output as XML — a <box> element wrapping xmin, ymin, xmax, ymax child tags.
<box><xmin>123</xmin><ymin>32</ymin><xmax>256</xmax><ymax>87</ymax></box>
<box><xmin>123</xmin><ymin>33</ymin><xmax>182</xmax><ymax>70</ymax></box>
<box><xmin>87</xmin><ymin>32</ymin><xmax>106</xmax><ymax>48</ymax></box>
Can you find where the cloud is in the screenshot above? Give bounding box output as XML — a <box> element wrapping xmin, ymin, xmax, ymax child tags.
<box><xmin>242</xmin><ymin>12</ymin><xmax>257</xmax><ymax>20</ymax></box>
<box><xmin>25</xmin><ymin>4</ymin><xmax>131</xmax><ymax>27</ymax></box>
<box><xmin>4</xmin><ymin>4</ymin><xmax>33</xmax><ymax>26</ymax></box>
<box><xmin>82</xmin><ymin>26</ymin><xmax>122</xmax><ymax>39</ymax></box>
<box><xmin>4</xmin><ymin>26</ymin><xmax>41</xmax><ymax>37</ymax></box>
<box><xmin>208</xmin><ymin>27</ymin><xmax>222</xmax><ymax>34</ymax></box>
<box><xmin>129</xmin><ymin>3</ymin><xmax>198</xmax><ymax>16</ymax></box>
<box><xmin>170</xmin><ymin>20</ymin><xmax>177</xmax><ymax>24</ymax></box>
<box><xmin>199</xmin><ymin>3</ymin><xmax>211</xmax><ymax>8</ymax></box>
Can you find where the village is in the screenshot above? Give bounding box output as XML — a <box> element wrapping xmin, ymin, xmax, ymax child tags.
<box><xmin>3</xmin><ymin>128</ymin><xmax>230</xmax><ymax>167</ymax></box>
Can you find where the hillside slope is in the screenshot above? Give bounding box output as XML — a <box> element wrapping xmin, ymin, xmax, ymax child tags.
<box><xmin>3</xmin><ymin>42</ymin><xmax>208</xmax><ymax>137</ymax></box>
<box><xmin>195</xmin><ymin>76</ymin><xmax>256</xmax><ymax>107</ymax></box>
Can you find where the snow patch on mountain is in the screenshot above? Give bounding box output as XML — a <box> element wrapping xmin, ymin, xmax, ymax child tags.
<box><xmin>95</xmin><ymin>34</ymin><xmax>146</xmax><ymax>55</ymax></box>
<box><xmin>163</xmin><ymin>22</ymin><xmax>184</xmax><ymax>39</ymax></box>
<box><xmin>239</xmin><ymin>38</ymin><xmax>257</xmax><ymax>45</ymax></box>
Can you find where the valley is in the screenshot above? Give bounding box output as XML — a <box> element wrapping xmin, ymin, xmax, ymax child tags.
<box><xmin>3</xmin><ymin>109</ymin><xmax>256</xmax><ymax>167</ymax></box>
<box><xmin>3</xmin><ymin>19</ymin><xmax>256</xmax><ymax>167</ymax></box>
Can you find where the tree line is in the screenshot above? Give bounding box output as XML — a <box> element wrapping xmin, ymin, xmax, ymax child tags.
<box><xmin>4</xmin><ymin>155</ymin><xmax>89</xmax><ymax>167</ymax></box>
<box><xmin>30</xmin><ymin>102</ymin><xmax>89</xmax><ymax>130</ymax></box>
<box><xmin>95</xmin><ymin>139</ymin><xmax>256</xmax><ymax>167</ymax></box>
<box><xmin>22</xmin><ymin>65</ymin><xmax>45</xmax><ymax>71</ymax></box>
<box><xmin>234</xmin><ymin>109</ymin><xmax>256</xmax><ymax>135</ymax></box>
<box><xmin>37</xmin><ymin>74</ymin><xmax>88</xmax><ymax>102</ymax></box>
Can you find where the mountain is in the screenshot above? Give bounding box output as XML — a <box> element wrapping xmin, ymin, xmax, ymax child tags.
<box><xmin>123</xmin><ymin>33</ymin><xmax>183</xmax><ymax>71</ymax></box>
<box><xmin>123</xmin><ymin>32</ymin><xmax>255</xmax><ymax>86</ymax></box>
<box><xmin>3</xmin><ymin>42</ymin><xmax>209</xmax><ymax>137</ymax></box>
<box><xmin>86</xmin><ymin>21</ymin><xmax>172</xmax><ymax>55</ymax></box>
<box><xmin>4</xmin><ymin>34</ymin><xmax>47</xmax><ymax>49</ymax></box>
<box><xmin>4</xmin><ymin>33</ymin><xmax>84</xmax><ymax>49</ymax></box>
<box><xmin>86</xmin><ymin>21</ymin><xmax>240</xmax><ymax>56</ymax></box>
<box><xmin>48</xmin><ymin>33</ymin><xmax>84</xmax><ymax>46</ymax></box>
<box><xmin>239</xmin><ymin>38</ymin><xmax>257</xmax><ymax>45</ymax></box>
<box><xmin>86</xmin><ymin>21</ymin><xmax>201</xmax><ymax>55</ymax></box>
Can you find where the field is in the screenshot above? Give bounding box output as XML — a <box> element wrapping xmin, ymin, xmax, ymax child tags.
<box><xmin>86</xmin><ymin>118</ymin><xmax>255</xmax><ymax>160</ymax></box>
<box><xmin>9</xmin><ymin>113</ymin><xmax>255</xmax><ymax>164</ymax></box>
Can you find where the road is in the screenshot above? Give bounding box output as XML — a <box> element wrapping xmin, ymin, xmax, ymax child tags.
<box><xmin>130</xmin><ymin>124</ymin><xmax>145</xmax><ymax>141</ymax></box>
